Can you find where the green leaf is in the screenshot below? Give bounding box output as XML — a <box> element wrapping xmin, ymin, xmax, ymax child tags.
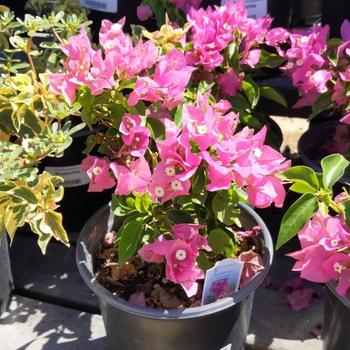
<box><xmin>308</xmin><ymin>93</ymin><xmax>334</xmax><ymax>120</ymax></box>
<box><xmin>277</xmin><ymin>193</ymin><xmax>318</xmax><ymax>249</ymax></box>
<box><xmin>212</xmin><ymin>189</ymin><xmax>240</xmax><ymax>225</ymax></box>
<box><xmin>289</xmin><ymin>182</ymin><xmax>318</xmax><ymax>194</ymax></box>
<box><xmin>11</xmin><ymin>187</ymin><xmax>38</xmax><ymax>204</ymax></box>
<box><xmin>134</xmin><ymin>193</ymin><xmax>151</xmax><ymax>213</ymax></box>
<box><xmin>343</xmin><ymin>200</ymin><xmax>350</xmax><ymax>228</ymax></box>
<box><xmin>191</xmin><ymin>167</ymin><xmax>206</xmax><ymax>195</ymax></box>
<box><xmin>196</xmin><ymin>251</ymin><xmax>214</xmax><ymax>270</ymax></box>
<box><xmin>208</xmin><ymin>228</ymin><xmax>234</xmax><ymax>254</ymax></box>
<box><xmin>321</xmin><ymin>154</ymin><xmax>350</xmax><ymax>189</ymax></box>
<box><xmin>255</xmin><ymin>50</ymin><xmax>286</xmax><ymax>68</ymax></box>
<box><xmin>168</xmin><ymin>209</ymin><xmax>193</xmax><ymax>224</ymax></box>
<box><xmin>260</xmin><ymin>86</ymin><xmax>287</xmax><ymax>108</ymax></box>
<box><xmin>44</xmin><ymin>211</ymin><xmax>69</xmax><ymax>245</ymax></box>
<box><xmin>174</xmin><ymin>104</ymin><xmax>183</xmax><ymax>129</ymax></box>
<box><xmin>147</xmin><ymin>118</ymin><xmax>166</xmax><ymax>141</ymax></box>
<box><xmin>37</xmin><ymin>233</ymin><xmax>52</xmax><ymax>255</ymax></box>
<box><xmin>111</xmin><ymin>195</ymin><xmax>134</xmax><ymax>216</ymax></box>
<box><xmin>282</xmin><ymin>166</ymin><xmax>320</xmax><ymax>193</ymax></box>
<box><xmin>118</xmin><ymin>219</ymin><xmax>143</xmax><ymax>265</ymax></box>
<box><xmin>242</xmin><ymin>78</ymin><xmax>260</xmax><ymax>109</ymax></box>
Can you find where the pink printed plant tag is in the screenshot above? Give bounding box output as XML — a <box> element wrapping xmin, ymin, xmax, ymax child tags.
<box><xmin>201</xmin><ymin>259</ymin><xmax>244</xmax><ymax>305</ymax></box>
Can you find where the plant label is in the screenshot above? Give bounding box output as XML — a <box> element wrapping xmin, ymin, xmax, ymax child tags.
<box><xmin>201</xmin><ymin>258</ymin><xmax>244</xmax><ymax>305</ymax></box>
<box><xmin>221</xmin><ymin>0</ymin><xmax>267</xmax><ymax>18</ymax></box>
<box><xmin>220</xmin><ymin>345</ymin><xmax>232</xmax><ymax>350</ymax></box>
<box><xmin>44</xmin><ymin>165</ymin><xmax>90</xmax><ymax>188</ymax></box>
<box><xmin>80</xmin><ymin>0</ymin><xmax>118</xmax><ymax>13</ymax></box>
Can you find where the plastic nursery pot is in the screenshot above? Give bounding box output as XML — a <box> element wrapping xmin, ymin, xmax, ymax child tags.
<box><xmin>291</xmin><ymin>0</ymin><xmax>322</xmax><ymax>28</ymax></box>
<box><xmin>298</xmin><ymin>120</ymin><xmax>350</xmax><ymax>187</ymax></box>
<box><xmin>323</xmin><ymin>281</ymin><xmax>350</xmax><ymax>350</ymax></box>
<box><xmin>0</xmin><ymin>234</ymin><xmax>13</xmax><ymax>316</ymax></box>
<box><xmin>322</xmin><ymin>0</ymin><xmax>350</xmax><ymax>38</ymax></box>
<box><xmin>40</xmin><ymin>127</ymin><xmax>112</xmax><ymax>233</ymax></box>
<box><xmin>76</xmin><ymin>203</ymin><xmax>273</xmax><ymax>350</ymax></box>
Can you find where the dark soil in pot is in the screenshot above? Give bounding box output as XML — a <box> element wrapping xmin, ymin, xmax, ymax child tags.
<box><xmin>298</xmin><ymin>121</ymin><xmax>350</xmax><ymax>187</ymax></box>
<box><xmin>324</xmin><ymin>281</ymin><xmax>350</xmax><ymax>350</ymax></box>
<box><xmin>0</xmin><ymin>234</ymin><xmax>13</xmax><ymax>316</ymax></box>
<box><xmin>40</xmin><ymin>127</ymin><xmax>112</xmax><ymax>232</ymax></box>
<box><xmin>76</xmin><ymin>203</ymin><xmax>273</xmax><ymax>350</ymax></box>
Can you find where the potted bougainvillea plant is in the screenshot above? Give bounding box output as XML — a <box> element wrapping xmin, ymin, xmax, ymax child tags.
<box><xmin>46</xmin><ymin>1</ymin><xmax>326</xmax><ymax>349</ymax></box>
<box><xmin>270</xmin><ymin>19</ymin><xmax>350</xmax><ymax>350</ymax></box>
<box><xmin>0</xmin><ymin>7</ymin><xmax>88</xmax><ymax>314</ymax></box>
<box><xmin>268</xmin><ymin>20</ymin><xmax>350</xmax><ymax>185</ymax></box>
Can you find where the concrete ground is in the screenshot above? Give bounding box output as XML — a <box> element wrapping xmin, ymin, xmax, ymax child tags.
<box><xmin>0</xmin><ymin>287</ymin><xmax>323</xmax><ymax>350</ymax></box>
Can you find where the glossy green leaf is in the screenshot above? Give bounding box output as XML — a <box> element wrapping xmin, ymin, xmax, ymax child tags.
<box><xmin>321</xmin><ymin>154</ymin><xmax>349</xmax><ymax>189</ymax></box>
<box><xmin>118</xmin><ymin>219</ymin><xmax>143</xmax><ymax>265</ymax></box>
<box><xmin>277</xmin><ymin>193</ymin><xmax>318</xmax><ymax>249</ymax></box>
<box><xmin>282</xmin><ymin>166</ymin><xmax>320</xmax><ymax>193</ymax></box>
<box><xmin>260</xmin><ymin>86</ymin><xmax>287</xmax><ymax>108</ymax></box>
<box><xmin>147</xmin><ymin>118</ymin><xmax>166</xmax><ymax>141</ymax></box>
<box><xmin>208</xmin><ymin>228</ymin><xmax>234</xmax><ymax>254</ymax></box>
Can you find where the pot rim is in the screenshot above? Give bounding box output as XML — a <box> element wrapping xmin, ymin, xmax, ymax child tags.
<box><xmin>76</xmin><ymin>203</ymin><xmax>273</xmax><ymax>320</ymax></box>
<box><xmin>298</xmin><ymin>120</ymin><xmax>349</xmax><ymax>184</ymax></box>
<box><xmin>326</xmin><ymin>281</ymin><xmax>350</xmax><ymax>308</ymax></box>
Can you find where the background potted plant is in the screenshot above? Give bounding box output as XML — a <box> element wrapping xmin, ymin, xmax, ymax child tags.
<box><xmin>0</xmin><ymin>7</ymin><xmax>88</xmax><ymax>313</ymax></box>
<box><xmin>276</xmin><ymin>153</ymin><xmax>350</xmax><ymax>350</ymax></box>
<box><xmin>267</xmin><ymin>19</ymin><xmax>350</xmax><ymax>185</ymax></box>
<box><xmin>46</xmin><ymin>2</ymin><xmax>296</xmax><ymax>349</ymax></box>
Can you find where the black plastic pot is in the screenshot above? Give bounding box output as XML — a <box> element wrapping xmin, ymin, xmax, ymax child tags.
<box><xmin>268</xmin><ymin>0</ymin><xmax>294</xmax><ymax>28</ymax></box>
<box><xmin>76</xmin><ymin>203</ymin><xmax>273</xmax><ymax>350</ymax></box>
<box><xmin>40</xmin><ymin>128</ymin><xmax>112</xmax><ymax>232</ymax></box>
<box><xmin>298</xmin><ymin>121</ymin><xmax>350</xmax><ymax>186</ymax></box>
<box><xmin>322</xmin><ymin>0</ymin><xmax>350</xmax><ymax>38</ymax></box>
<box><xmin>0</xmin><ymin>234</ymin><xmax>13</xmax><ymax>316</ymax></box>
<box><xmin>323</xmin><ymin>282</ymin><xmax>350</xmax><ymax>350</ymax></box>
<box><xmin>291</xmin><ymin>0</ymin><xmax>322</xmax><ymax>28</ymax></box>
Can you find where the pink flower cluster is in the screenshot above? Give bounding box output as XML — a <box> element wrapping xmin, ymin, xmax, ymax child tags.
<box><xmin>267</xmin><ymin>21</ymin><xmax>350</xmax><ymax>120</ymax></box>
<box><xmin>186</xmin><ymin>0</ymin><xmax>271</xmax><ymax>71</ymax></box>
<box><xmin>128</xmin><ymin>49</ymin><xmax>195</xmax><ymax>110</ymax></box>
<box><xmin>49</xmin><ymin>19</ymin><xmax>158</xmax><ymax>104</ymax></box>
<box><xmin>138</xmin><ymin>224</ymin><xmax>211</xmax><ymax>296</ymax></box>
<box><xmin>81</xmin><ymin>93</ymin><xmax>289</xmax><ymax>208</ymax></box>
<box><xmin>288</xmin><ymin>210</ymin><xmax>350</xmax><ymax>296</ymax></box>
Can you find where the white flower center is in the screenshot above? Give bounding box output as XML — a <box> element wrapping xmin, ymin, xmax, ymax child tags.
<box><xmin>111</xmin><ymin>23</ymin><xmax>122</xmax><ymax>33</ymax></box>
<box><xmin>305</xmin><ymin>70</ymin><xmax>312</xmax><ymax>77</ymax></box>
<box><xmin>331</xmin><ymin>239</ymin><xmax>339</xmax><ymax>247</ymax></box>
<box><xmin>171</xmin><ymin>180</ymin><xmax>183</xmax><ymax>191</ymax></box>
<box><xmin>176</xmin><ymin>249</ymin><xmax>187</xmax><ymax>261</ymax></box>
<box><xmin>296</xmin><ymin>59</ymin><xmax>303</xmax><ymax>66</ymax></box>
<box><xmin>197</xmin><ymin>125</ymin><xmax>207</xmax><ymax>135</ymax></box>
<box><xmin>155</xmin><ymin>186</ymin><xmax>164</xmax><ymax>198</ymax></box>
<box><xmin>301</xmin><ymin>36</ymin><xmax>308</xmax><ymax>44</ymax></box>
<box><xmin>286</xmin><ymin>62</ymin><xmax>294</xmax><ymax>69</ymax></box>
<box><xmin>253</xmin><ymin>148</ymin><xmax>262</xmax><ymax>158</ymax></box>
<box><xmin>334</xmin><ymin>262</ymin><xmax>343</xmax><ymax>273</ymax></box>
<box><xmin>165</xmin><ymin>166</ymin><xmax>176</xmax><ymax>176</ymax></box>
<box><xmin>105</xmin><ymin>40</ymin><xmax>114</xmax><ymax>49</ymax></box>
<box><xmin>92</xmin><ymin>166</ymin><xmax>102</xmax><ymax>176</ymax></box>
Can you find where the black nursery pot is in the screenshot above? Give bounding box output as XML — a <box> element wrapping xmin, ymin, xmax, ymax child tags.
<box><xmin>76</xmin><ymin>203</ymin><xmax>273</xmax><ymax>350</ymax></box>
<box><xmin>40</xmin><ymin>128</ymin><xmax>111</xmax><ymax>232</ymax></box>
<box><xmin>323</xmin><ymin>282</ymin><xmax>350</xmax><ymax>350</ymax></box>
<box><xmin>298</xmin><ymin>121</ymin><xmax>350</xmax><ymax>186</ymax></box>
<box><xmin>0</xmin><ymin>234</ymin><xmax>13</xmax><ymax>316</ymax></box>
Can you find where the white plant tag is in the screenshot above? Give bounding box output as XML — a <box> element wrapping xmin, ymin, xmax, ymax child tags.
<box><xmin>80</xmin><ymin>0</ymin><xmax>118</xmax><ymax>13</ymax></box>
<box><xmin>220</xmin><ymin>345</ymin><xmax>232</xmax><ymax>350</ymax></box>
<box><xmin>201</xmin><ymin>258</ymin><xmax>244</xmax><ymax>305</ymax></box>
<box><xmin>45</xmin><ymin>165</ymin><xmax>90</xmax><ymax>188</ymax></box>
<box><xmin>221</xmin><ymin>0</ymin><xmax>267</xmax><ymax>19</ymax></box>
